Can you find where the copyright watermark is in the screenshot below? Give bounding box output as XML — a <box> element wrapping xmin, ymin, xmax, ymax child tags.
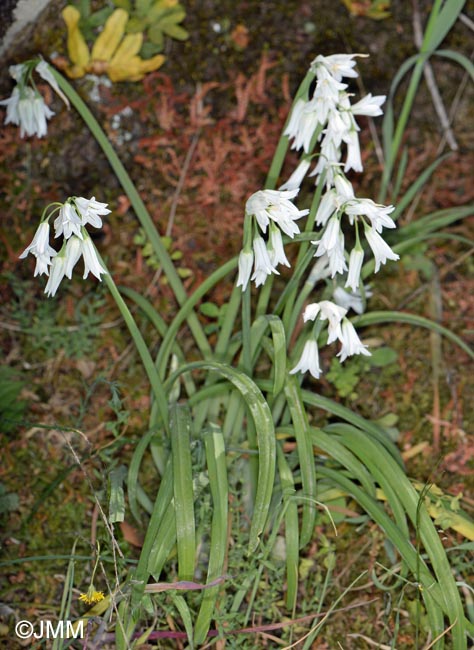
<box><xmin>15</xmin><ymin>619</ymin><xmax>84</xmax><ymax>640</ymax></box>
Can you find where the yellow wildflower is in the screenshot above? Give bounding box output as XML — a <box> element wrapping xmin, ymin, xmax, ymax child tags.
<box><xmin>79</xmin><ymin>588</ymin><xmax>105</xmax><ymax>605</ymax></box>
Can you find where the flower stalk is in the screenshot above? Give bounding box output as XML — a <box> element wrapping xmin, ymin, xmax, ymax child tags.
<box><xmin>48</xmin><ymin>65</ymin><xmax>211</xmax><ymax>360</ymax></box>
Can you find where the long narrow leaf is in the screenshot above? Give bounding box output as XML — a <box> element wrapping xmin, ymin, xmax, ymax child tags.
<box><xmin>250</xmin><ymin>315</ymin><xmax>287</xmax><ymax>396</ymax></box>
<box><xmin>132</xmin><ymin>460</ymin><xmax>174</xmax><ymax>604</ymax></box>
<box><xmin>276</xmin><ymin>444</ymin><xmax>299</xmax><ymax>611</ymax></box>
<box><xmin>317</xmin><ymin>465</ymin><xmax>449</xmax><ymax>645</ymax></box>
<box><xmin>327</xmin><ymin>424</ymin><xmax>468</xmax><ymax>647</ymax></box>
<box><xmin>427</xmin><ymin>1</ymin><xmax>465</xmax><ymax>51</ymax></box>
<box><xmin>256</xmin><ymin>379</ymin><xmax>403</xmax><ymax>464</ymax></box>
<box><xmin>127</xmin><ymin>428</ymin><xmax>162</xmax><ymax>523</ymax></box>
<box><xmin>391</xmin><ymin>155</ymin><xmax>450</xmax><ymax>221</ymax></box>
<box><xmin>355</xmin><ymin>311</ymin><xmax>474</xmax><ymax>359</ymax></box>
<box><xmin>435</xmin><ymin>48</ymin><xmax>474</xmax><ymax>81</ymax></box>
<box><xmin>147</xmin><ymin>500</ymin><xmax>177</xmax><ymax>580</ymax></box>
<box><xmin>170</xmin><ymin>403</ymin><xmax>196</xmax><ymax>581</ymax></box>
<box><xmin>165</xmin><ymin>361</ymin><xmax>276</xmax><ymax>553</ymax></box>
<box><xmin>284</xmin><ymin>374</ymin><xmax>317</xmax><ymax>547</ymax></box>
<box><xmin>194</xmin><ymin>425</ymin><xmax>229</xmax><ymax>644</ymax></box>
<box><xmin>394</xmin><ymin>205</ymin><xmax>474</xmax><ymax>239</ymax></box>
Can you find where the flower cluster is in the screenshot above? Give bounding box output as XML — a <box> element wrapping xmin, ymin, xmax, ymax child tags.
<box><xmin>79</xmin><ymin>588</ymin><xmax>105</xmax><ymax>605</ymax></box>
<box><xmin>237</xmin><ymin>188</ymin><xmax>309</xmax><ymax>290</ymax></box>
<box><xmin>20</xmin><ymin>197</ymin><xmax>109</xmax><ymax>297</ymax></box>
<box><xmin>237</xmin><ymin>53</ymin><xmax>400</xmax><ymax>378</ymax></box>
<box><xmin>0</xmin><ymin>59</ymin><xmax>68</xmax><ymax>138</ymax></box>
<box><xmin>312</xmin><ymin>177</ymin><xmax>399</xmax><ymax>289</ymax></box>
<box><xmin>284</xmin><ymin>53</ymin><xmax>385</xmax><ymax>180</ymax></box>
<box><xmin>290</xmin><ymin>300</ymin><xmax>370</xmax><ymax>378</ymax></box>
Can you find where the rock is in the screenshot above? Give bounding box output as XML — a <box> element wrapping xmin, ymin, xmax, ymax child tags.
<box><xmin>0</xmin><ymin>0</ymin><xmax>53</xmax><ymax>59</ymax></box>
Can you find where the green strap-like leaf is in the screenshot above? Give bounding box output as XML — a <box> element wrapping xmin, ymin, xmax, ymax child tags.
<box><xmin>170</xmin><ymin>403</ymin><xmax>196</xmax><ymax>581</ymax></box>
<box><xmin>165</xmin><ymin>361</ymin><xmax>276</xmax><ymax>553</ymax></box>
<box><xmin>323</xmin><ymin>424</ymin><xmax>468</xmax><ymax>647</ymax></box>
<box><xmin>276</xmin><ymin>445</ymin><xmax>299</xmax><ymax>611</ymax></box>
<box><xmin>355</xmin><ymin>311</ymin><xmax>474</xmax><ymax>360</ymax></box>
<box><xmin>284</xmin><ymin>374</ymin><xmax>317</xmax><ymax>547</ymax></box>
<box><xmin>127</xmin><ymin>428</ymin><xmax>162</xmax><ymax>523</ymax></box>
<box><xmin>250</xmin><ymin>315</ymin><xmax>287</xmax><ymax>396</ymax></box>
<box><xmin>132</xmin><ymin>460</ymin><xmax>174</xmax><ymax>604</ymax></box>
<box><xmin>194</xmin><ymin>425</ymin><xmax>229</xmax><ymax>644</ymax></box>
<box><xmin>108</xmin><ymin>465</ymin><xmax>127</xmax><ymax>523</ymax></box>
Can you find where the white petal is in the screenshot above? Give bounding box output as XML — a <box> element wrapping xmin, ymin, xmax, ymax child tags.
<box><xmin>290</xmin><ymin>339</ymin><xmax>321</xmax><ymax>378</ymax></box>
<box><xmin>236</xmin><ymin>250</ymin><xmax>254</xmax><ymax>290</ymax></box>
<box><xmin>81</xmin><ymin>236</ymin><xmax>107</xmax><ymax>280</ymax></box>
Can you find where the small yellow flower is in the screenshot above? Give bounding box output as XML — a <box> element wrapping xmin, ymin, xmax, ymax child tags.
<box><xmin>79</xmin><ymin>588</ymin><xmax>105</xmax><ymax>605</ymax></box>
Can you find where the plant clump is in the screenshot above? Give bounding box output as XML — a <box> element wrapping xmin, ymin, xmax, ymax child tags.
<box><xmin>57</xmin><ymin>0</ymin><xmax>188</xmax><ymax>81</ymax></box>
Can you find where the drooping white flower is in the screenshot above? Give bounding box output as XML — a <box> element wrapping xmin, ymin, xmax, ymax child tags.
<box><xmin>303</xmin><ymin>299</ymin><xmax>347</xmax><ymax>344</ymax></box>
<box><xmin>279</xmin><ymin>159</ymin><xmax>311</xmax><ymax>191</ymax></box>
<box><xmin>313</xmin><ymin>216</ymin><xmax>348</xmax><ymax>277</ymax></box>
<box><xmin>315</xmin><ymin>214</ymin><xmax>340</xmax><ymax>252</ymax></box>
<box><xmin>284</xmin><ymin>98</ymin><xmax>324</xmax><ymax>153</ymax></box>
<box><xmin>1</xmin><ymin>59</ymin><xmax>67</xmax><ymax>139</ymax></box>
<box><xmin>343</xmin><ymin>130</ymin><xmax>363</xmax><ymax>173</ymax></box>
<box><xmin>54</xmin><ymin>201</ymin><xmax>83</xmax><ymax>240</ymax></box>
<box><xmin>236</xmin><ymin>249</ymin><xmax>254</xmax><ymax>291</ymax></box>
<box><xmin>1</xmin><ymin>86</ymin><xmax>55</xmax><ymax>139</ymax></box>
<box><xmin>35</xmin><ymin>59</ymin><xmax>70</xmax><ymax>108</ymax></box>
<box><xmin>64</xmin><ymin>235</ymin><xmax>83</xmax><ymax>279</ymax></box>
<box><xmin>351</xmin><ymin>93</ymin><xmax>385</xmax><ymax>117</ymax></box>
<box><xmin>290</xmin><ymin>339</ymin><xmax>322</xmax><ymax>379</ymax></box>
<box><xmin>8</xmin><ymin>63</ymin><xmax>28</xmax><ymax>83</ymax></box>
<box><xmin>19</xmin><ymin>222</ymin><xmax>57</xmax><ymax>276</ymax></box>
<box><xmin>0</xmin><ymin>87</ymin><xmax>21</xmax><ymax>127</ymax></box>
<box><xmin>364</xmin><ymin>226</ymin><xmax>399</xmax><ymax>272</ymax></box>
<box><xmin>310</xmin><ymin>136</ymin><xmax>341</xmax><ymax>182</ymax></box>
<box><xmin>345</xmin><ymin>198</ymin><xmax>395</xmax><ymax>231</ymax></box>
<box><xmin>44</xmin><ymin>248</ymin><xmax>67</xmax><ymax>297</ymax></box>
<box><xmin>333</xmin><ymin>286</ymin><xmax>364</xmax><ymax>315</ymax></box>
<box><xmin>32</xmin><ymin>94</ymin><xmax>55</xmax><ymax>138</ymax></box>
<box><xmin>81</xmin><ymin>233</ymin><xmax>107</xmax><ymax>280</ymax></box>
<box><xmin>345</xmin><ymin>246</ymin><xmax>364</xmax><ymax>292</ymax></box>
<box><xmin>328</xmin><ymin>231</ymin><xmax>348</xmax><ymax>277</ymax></box>
<box><xmin>246</xmin><ymin>189</ymin><xmax>308</xmax><ymax>238</ymax></box>
<box><xmin>337</xmin><ymin>318</ymin><xmax>371</xmax><ymax>362</ymax></box>
<box><xmin>307</xmin><ymin>254</ymin><xmax>332</xmax><ymax>285</ymax></box>
<box><xmin>311</xmin><ymin>53</ymin><xmax>363</xmax><ymax>82</ymax></box>
<box><xmin>334</xmin><ymin>173</ymin><xmax>355</xmax><ymax>201</ymax></box>
<box><xmin>74</xmin><ymin>196</ymin><xmax>111</xmax><ymax>229</ymax></box>
<box><xmin>6</xmin><ymin>86</ymin><xmax>55</xmax><ymax>138</ymax></box>
<box><xmin>251</xmin><ymin>236</ymin><xmax>279</xmax><ymax>287</ymax></box>
<box><xmin>310</xmin><ymin>73</ymin><xmax>348</xmax><ymax>126</ymax></box>
<box><xmin>319</xmin><ymin>300</ymin><xmax>347</xmax><ymax>343</ymax></box>
<box><xmin>267</xmin><ymin>226</ymin><xmax>290</xmax><ymax>268</ymax></box>
<box><xmin>323</xmin><ymin>108</ymin><xmax>349</xmax><ymax>148</ymax></box>
<box><xmin>315</xmin><ymin>189</ymin><xmax>338</xmax><ymax>226</ymax></box>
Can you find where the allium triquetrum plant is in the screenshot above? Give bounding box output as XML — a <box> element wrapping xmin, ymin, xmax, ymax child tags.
<box><xmin>4</xmin><ymin>14</ymin><xmax>474</xmax><ymax>648</ymax></box>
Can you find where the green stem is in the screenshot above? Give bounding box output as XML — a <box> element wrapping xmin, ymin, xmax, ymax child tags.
<box><xmin>256</xmin><ymin>70</ymin><xmax>316</xmax><ymax>316</ymax></box>
<box><xmin>50</xmin><ymin>67</ymin><xmax>210</xmax><ymax>359</ymax></box>
<box><xmin>264</xmin><ymin>70</ymin><xmax>315</xmax><ymax>190</ymax></box>
<box><xmin>102</xmin><ymin>271</ymin><xmax>169</xmax><ymax>430</ymax></box>
<box><xmin>241</xmin><ymin>283</ymin><xmax>252</xmax><ymax>373</ymax></box>
<box><xmin>379</xmin><ymin>0</ymin><xmax>443</xmax><ymax>201</ymax></box>
<box><xmin>281</xmin><ymin>181</ymin><xmax>324</xmax><ymax>333</ymax></box>
<box><xmin>155</xmin><ymin>258</ymin><xmax>237</xmax><ymax>379</ymax></box>
<box><xmin>214</xmin><ymin>280</ymin><xmax>242</xmax><ymax>360</ymax></box>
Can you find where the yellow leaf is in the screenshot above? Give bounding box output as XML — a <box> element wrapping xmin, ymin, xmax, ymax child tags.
<box><xmin>61</xmin><ymin>5</ymin><xmax>90</xmax><ymax>76</ymax></box>
<box><xmin>91</xmin><ymin>9</ymin><xmax>129</xmax><ymax>62</ymax></box>
<box><xmin>110</xmin><ymin>33</ymin><xmax>144</xmax><ymax>65</ymax></box>
<box><xmin>108</xmin><ymin>53</ymin><xmax>165</xmax><ymax>82</ymax></box>
<box><xmin>426</xmin><ymin>502</ymin><xmax>474</xmax><ymax>540</ymax></box>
